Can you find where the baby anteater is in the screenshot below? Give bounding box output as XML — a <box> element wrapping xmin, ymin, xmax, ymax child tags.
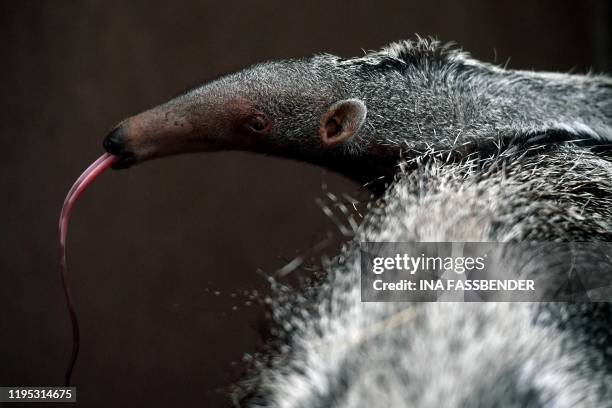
<box><xmin>103</xmin><ymin>38</ymin><xmax>612</xmax><ymax>407</ymax></box>
<box><xmin>103</xmin><ymin>38</ymin><xmax>612</xmax><ymax>186</ymax></box>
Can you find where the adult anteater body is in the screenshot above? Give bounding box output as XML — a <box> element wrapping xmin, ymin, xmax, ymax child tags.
<box><xmin>239</xmin><ymin>145</ymin><xmax>612</xmax><ymax>407</ymax></box>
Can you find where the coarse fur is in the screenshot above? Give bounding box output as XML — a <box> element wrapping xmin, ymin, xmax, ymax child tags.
<box><xmin>103</xmin><ymin>38</ymin><xmax>612</xmax><ymax>406</ymax></box>
<box><xmin>195</xmin><ymin>37</ymin><xmax>612</xmax><ymax>182</ymax></box>
<box><xmin>219</xmin><ymin>38</ymin><xmax>612</xmax><ymax>144</ymax></box>
<box><xmin>223</xmin><ymin>40</ymin><xmax>612</xmax><ymax>407</ymax></box>
<box><xmin>237</xmin><ymin>144</ymin><xmax>612</xmax><ymax>408</ymax></box>
<box><xmin>106</xmin><ymin>37</ymin><xmax>612</xmax><ymax>190</ymax></box>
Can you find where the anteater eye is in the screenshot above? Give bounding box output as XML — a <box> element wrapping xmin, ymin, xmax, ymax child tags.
<box><xmin>247</xmin><ymin>115</ymin><xmax>270</xmax><ymax>133</ymax></box>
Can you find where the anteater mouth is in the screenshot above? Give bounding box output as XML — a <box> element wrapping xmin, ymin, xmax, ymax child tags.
<box><xmin>103</xmin><ymin>126</ymin><xmax>136</xmax><ymax>169</ymax></box>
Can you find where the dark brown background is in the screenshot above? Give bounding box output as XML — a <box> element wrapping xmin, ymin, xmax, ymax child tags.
<box><xmin>1</xmin><ymin>1</ymin><xmax>610</xmax><ymax>406</ymax></box>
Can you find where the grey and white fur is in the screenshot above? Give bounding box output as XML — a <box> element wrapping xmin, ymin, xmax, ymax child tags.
<box><xmin>102</xmin><ymin>38</ymin><xmax>612</xmax><ymax>407</ymax></box>
<box><xmin>103</xmin><ymin>38</ymin><xmax>612</xmax><ymax>188</ymax></box>
<box><xmin>238</xmin><ymin>144</ymin><xmax>612</xmax><ymax>407</ymax></box>
<box><xmin>230</xmin><ymin>41</ymin><xmax>612</xmax><ymax>407</ymax></box>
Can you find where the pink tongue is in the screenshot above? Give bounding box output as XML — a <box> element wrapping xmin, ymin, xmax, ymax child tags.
<box><xmin>59</xmin><ymin>153</ymin><xmax>118</xmax><ymax>386</ymax></box>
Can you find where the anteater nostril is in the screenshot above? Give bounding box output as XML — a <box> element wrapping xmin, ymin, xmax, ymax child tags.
<box><xmin>103</xmin><ymin>126</ymin><xmax>124</xmax><ymax>154</ymax></box>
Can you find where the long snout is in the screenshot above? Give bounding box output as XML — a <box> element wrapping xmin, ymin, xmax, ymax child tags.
<box><xmin>102</xmin><ymin>97</ymin><xmax>204</xmax><ymax>169</ymax></box>
<box><xmin>104</xmin><ymin>76</ymin><xmax>263</xmax><ymax>169</ymax></box>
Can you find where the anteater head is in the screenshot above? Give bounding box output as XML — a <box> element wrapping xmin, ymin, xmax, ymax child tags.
<box><xmin>102</xmin><ymin>57</ymin><xmax>384</xmax><ymax>182</ymax></box>
<box><xmin>104</xmin><ymin>38</ymin><xmax>611</xmax><ymax>183</ymax></box>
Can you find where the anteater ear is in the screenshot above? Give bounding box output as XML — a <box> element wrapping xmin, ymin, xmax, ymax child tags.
<box><xmin>319</xmin><ymin>99</ymin><xmax>367</xmax><ymax>147</ymax></box>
